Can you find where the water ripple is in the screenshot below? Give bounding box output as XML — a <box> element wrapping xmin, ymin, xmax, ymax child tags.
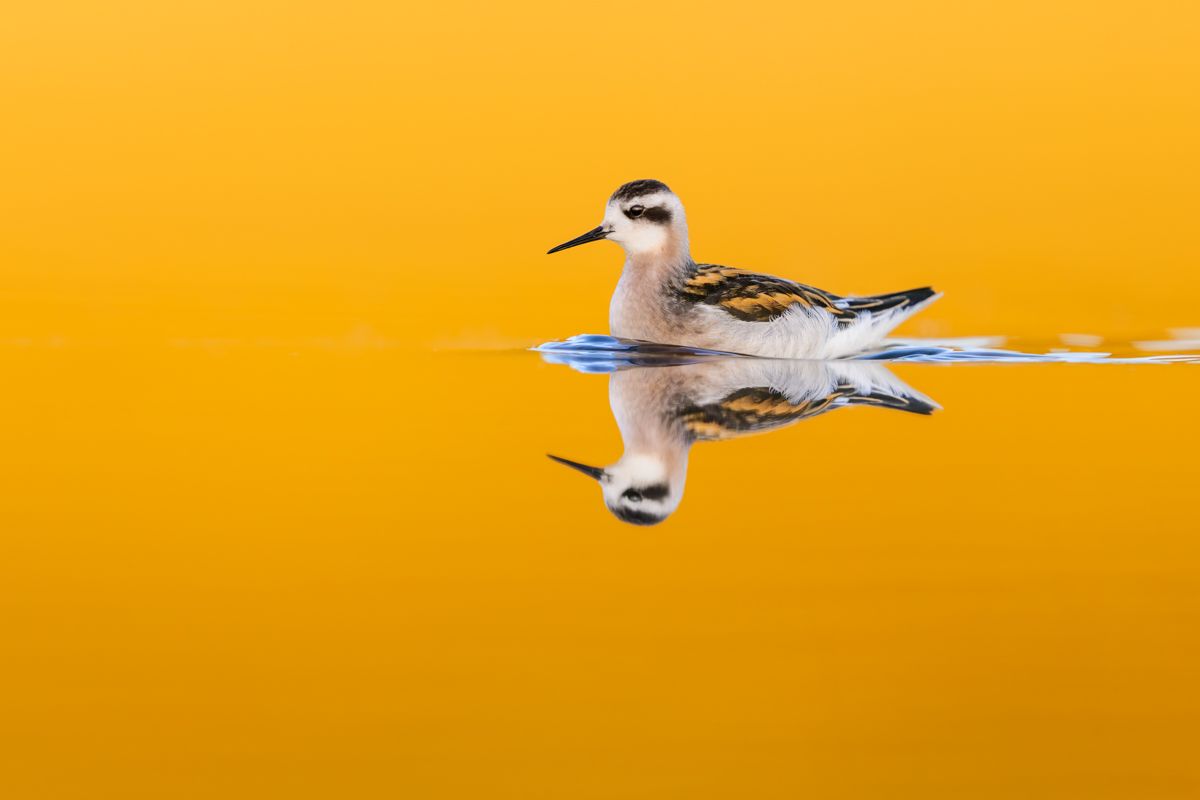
<box><xmin>536</xmin><ymin>334</ymin><xmax>1200</xmax><ymax>371</ymax></box>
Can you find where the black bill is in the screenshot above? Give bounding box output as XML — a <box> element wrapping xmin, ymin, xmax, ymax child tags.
<box><xmin>547</xmin><ymin>454</ymin><xmax>605</xmax><ymax>481</ymax></box>
<box><xmin>547</xmin><ymin>226</ymin><xmax>608</xmax><ymax>254</ymax></box>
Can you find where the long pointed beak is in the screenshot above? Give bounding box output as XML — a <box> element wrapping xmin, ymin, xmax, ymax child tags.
<box><xmin>547</xmin><ymin>454</ymin><xmax>606</xmax><ymax>481</ymax></box>
<box><xmin>547</xmin><ymin>225</ymin><xmax>608</xmax><ymax>254</ymax></box>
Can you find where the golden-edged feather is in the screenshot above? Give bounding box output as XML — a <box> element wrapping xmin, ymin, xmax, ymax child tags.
<box><xmin>680</xmin><ymin>386</ymin><xmax>852</xmax><ymax>440</ymax></box>
<box><xmin>677</xmin><ymin>264</ymin><xmax>935</xmax><ymax>325</ymax></box>
<box><xmin>680</xmin><ymin>383</ymin><xmax>937</xmax><ymax>441</ymax></box>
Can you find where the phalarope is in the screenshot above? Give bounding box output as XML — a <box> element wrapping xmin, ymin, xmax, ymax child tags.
<box><xmin>548</xmin><ymin>359</ymin><xmax>937</xmax><ymax>525</ymax></box>
<box><xmin>548</xmin><ymin>179</ymin><xmax>939</xmax><ymax>359</ymax></box>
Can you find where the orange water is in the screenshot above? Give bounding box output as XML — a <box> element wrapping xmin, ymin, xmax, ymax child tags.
<box><xmin>2</xmin><ymin>346</ymin><xmax>1197</xmax><ymax>797</ymax></box>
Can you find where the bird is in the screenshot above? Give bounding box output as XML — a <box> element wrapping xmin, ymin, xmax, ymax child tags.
<box><xmin>547</xmin><ymin>357</ymin><xmax>938</xmax><ymax>526</ymax></box>
<box><xmin>547</xmin><ymin>179</ymin><xmax>939</xmax><ymax>359</ymax></box>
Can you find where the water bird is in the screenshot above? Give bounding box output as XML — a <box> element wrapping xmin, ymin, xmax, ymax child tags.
<box><xmin>548</xmin><ymin>358</ymin><xmax>938</xmax><ymax>525</ymax></box>
<box><xmin>548</xmin><ymin>179</ymin><xmax>939</xmax><ymax>359</ymax></box>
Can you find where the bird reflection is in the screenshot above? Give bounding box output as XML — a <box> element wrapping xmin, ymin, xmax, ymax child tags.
<box><xmin>548</xmin><ymin>357</ymin><xmax>938</xmax><ymax>525</ymax></box>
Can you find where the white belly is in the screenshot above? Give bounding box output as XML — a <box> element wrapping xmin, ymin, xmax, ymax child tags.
<box><xmin>682</xmin><ymin>305</ymin><xmax>922</xmax><ymax>359</ymax></box>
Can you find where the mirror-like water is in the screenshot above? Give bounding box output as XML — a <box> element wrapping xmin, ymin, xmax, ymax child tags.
<box><xmin>538</xmin><ymin>333</ymin><xmax>1200</xmax><ymax>367</ymax></box>
<box><xmin>2</xmin><ymin>341</ymin><xmax>1197</xmax><ymax>797</ymax></box>
<box><xmin>535</xmin><ymin>333</ymin><xmax>1198</xmax><ymax>526</ymax></box>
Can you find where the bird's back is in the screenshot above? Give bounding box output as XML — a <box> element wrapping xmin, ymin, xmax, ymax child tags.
<box><xmin>666</xmin><ymin>263</ymin><xmax>938</xmax><ymax>359</ymax></box>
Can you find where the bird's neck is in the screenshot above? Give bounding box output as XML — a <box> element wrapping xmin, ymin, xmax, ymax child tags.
<box><xmin>610</xmin><ymin>226</ymin><xmax>694</xmax><ymax>343</ymax></box>
<box><xmin>610</xmin><ymin>255</ymin><xmax>690</xmax><ymax>343</ymax></box>
<box><xmin>624</xmin><ymin>226</ymin><xmax>691</xmax><ymax>274</ymax></box>
<box><xmin>609</xmin><ymin>369</ymin><xmax>691</xmax><ymax>474</ymax></box>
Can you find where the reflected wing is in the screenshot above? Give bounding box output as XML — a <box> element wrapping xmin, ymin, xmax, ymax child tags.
<box><xmin>680</xmin><ymin>386</ymin><xmax>853</xmax><ymax>440</ymax></box>
<box><xmin>680</xmin><ymin>382</ymin><xmax>936</xmax><ymax>441</ymax></box>
<box><xmin>678</xmin><ymin>264</ymin><xmax>853</xmax><ymax>323</ymax></box>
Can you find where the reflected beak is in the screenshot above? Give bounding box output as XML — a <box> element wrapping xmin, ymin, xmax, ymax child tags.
<box><xmin>547</xmin><ymin>225</ymin><xmax>608</xmax><ymax>254</ymax></box>
<box><xmin>547</xmin><ymin>454</ymin><xmax>606</xmax><ymax>481</ymax></box>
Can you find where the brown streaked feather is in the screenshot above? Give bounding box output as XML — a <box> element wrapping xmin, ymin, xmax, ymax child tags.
<box><xmin>677</xmin><ymin>264</ymin><xmax>856</xmax><ymax>324</ymax></box>
<box><xmin>679</xmin><ymin>380</ymin><xmax>936</xmax><ymax>441</ymax></box>
<box><xmin>679</xmin><ymin>386</ymin><xmax>854</xmax><ymax>440</ymax></box>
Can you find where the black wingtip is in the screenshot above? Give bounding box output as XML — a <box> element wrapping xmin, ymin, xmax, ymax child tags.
<box><xmin>842</xmin><ymin>286</ymin><xmax>940</xmax><ymax>314</ymax></box>
<box><xmin>912</xmin><ymin>284</ymin><xmax>940</xmax><ymax>303</ymax></box>
<box><xmin>849</xmin><ymin>392</ymin><xmax>940</xmax><ymax>416</ymax></box>
<box><xmin>898</xmin><ymin>396</ymin><xmax>939</xmax><ymax>416</ymax></box>
<box><xmin>904</xmin><ymin>287</ymin><xmax>938</xmax><ymax>306</ymax></box>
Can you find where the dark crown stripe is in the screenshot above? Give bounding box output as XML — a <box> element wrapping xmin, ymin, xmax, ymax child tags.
<box><xmin>611</xmin><ymin>179</ymin><xmax>671</xmax><ymax>202</ymax></box>
<box><xmin>609</xmin><ymin>505</ymin><xmax>667</xmax><ymax>526</ymax></box>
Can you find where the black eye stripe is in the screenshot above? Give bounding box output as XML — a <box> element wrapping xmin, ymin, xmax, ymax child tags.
<box><xmin>624</xmin><ymin>484</ymin><xmax>669</xmax><ymax>502</ymax></box>
<box><xmin>623</xmin><ymin>205</ymin><xmax>672</xmax><ymax>223</ymax></box>
<box><xmin>640</xmin><ymin>483</ymin><xmax>669</xmax><ymax>501</ymax></box>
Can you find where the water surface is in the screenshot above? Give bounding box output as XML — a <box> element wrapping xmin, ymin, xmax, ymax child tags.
<box><xmin>1</xmin><ymin>340</ymin><xmax>1198</xmax><ymax>798</ymax></box>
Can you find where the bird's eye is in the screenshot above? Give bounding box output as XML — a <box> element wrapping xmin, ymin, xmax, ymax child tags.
<box><xmin>628</xmin><ymin>205</ymin><xmax>644</xmax><ymax>218</ymax></box>
<box><xmin>623</xmin><ymin>489</ymin><xmax>643</xmax><ymax>502</ymax></box>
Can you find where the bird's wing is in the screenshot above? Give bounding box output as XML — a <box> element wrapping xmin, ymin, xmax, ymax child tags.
<box><xmin>839</xmin><ymin>287</ymin><xmax>938</xmax><ymax>314</ymax></box>
<box><xmin>677</xmin><ymin>264</ymin><xmax>854</xmax><ymax>323</ymax></box>
<box><xmin>679</xmin><ymin>386</ymin><xmax>855</xmax><ymax>440</ymax></box>
<box><xmin>679</xmin><ymin>378</ymin><xmax>937</xmax><ymax>442</ymax></box>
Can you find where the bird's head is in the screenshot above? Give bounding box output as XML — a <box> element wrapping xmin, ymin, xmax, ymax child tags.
<box><xmin>547</xmin><ymin>179</ymin><xmax>689</xmax><ymax>260</ymax></box>
<box><xmin>547</xmin><ymin>451</ymin><xmax>685</xmax><ymax>526</ymax></box>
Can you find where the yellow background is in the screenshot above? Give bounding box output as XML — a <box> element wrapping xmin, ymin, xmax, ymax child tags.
<box><xmin>4</xmin><ymin>1</ymin><xmax>1199</xmax><ymax>345</ymax></box>
<box><xmin>2</xmin><ymin>2</ymin><xmax>1199</xmax><ymax>798</ymax></box>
